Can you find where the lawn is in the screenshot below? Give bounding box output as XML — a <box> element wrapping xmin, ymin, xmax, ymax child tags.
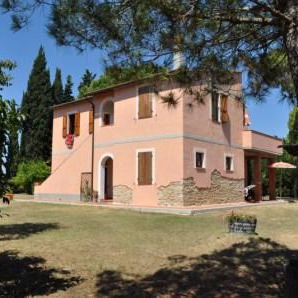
<box><xmin>0</xmin><ymin>201</ymin><xmax>298</xmax><ymax>297</ymax></box>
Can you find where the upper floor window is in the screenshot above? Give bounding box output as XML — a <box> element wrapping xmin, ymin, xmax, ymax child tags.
<box><xmin>63</xmin><ymin>112</ymin><xmax>80</xmax><ymax>138</ymax></box>
<box><xmin>211</xmin><ymin>92</ymin><xmax>229</xmax><ymax>123</ymax></box>
<box><xmin>211</xmin><ymin>92</ymin><xmax>220</xmax><ymax>122</ymax></box>
<box><xmin>138</xmin><ymin>86</ymin><xmax>153</xmax><ymax>119</ymax></box>
<box><xmin>69</xmin><ymin>114</ymin><xmax>75</xmax><ymax>135</ymax></box>
<box><xmin>101</xmin><ymin>100</ymin><xmax>114</xmax><ymax>126</ymax></box>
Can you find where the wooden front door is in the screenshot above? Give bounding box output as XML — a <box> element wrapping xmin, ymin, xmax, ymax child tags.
<box><xmin>104</xmin><ymin>158</ymin><xmax>113</xmax><ymax>200</ymax></box>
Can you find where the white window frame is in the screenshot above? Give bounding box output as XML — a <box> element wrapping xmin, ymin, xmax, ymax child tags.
<box><xmin>193</xmin><ymin>148</ymin><xmax>207</xmax><ymax>169</ymax></box>
<box><xmin>99</xmin><ymin>97</ymin><xmax>114</xmax><ymax>127</ymax></box>
<box><xmin>135</xmin><ymin>148</ymin><xmax>155</xmax><ymax>185</ymax></box>
<box><xmin>135</xmin><ymin>85</ymin><xmax>156</xmax><ymax>119</ymax></box>
<box><xmin>67</xmin><ymin>110</ymin><xmax>77</xmax><ymax>134</ymax></box>
<box><xmin>224</xmin><ymin>153</ymin><xmax>234</xmax><ymax>172</ymax></box>
<box><xmin>210</xmin><ymin>92</ymin><xmax>222</xmax><ymax>123</ymax></box>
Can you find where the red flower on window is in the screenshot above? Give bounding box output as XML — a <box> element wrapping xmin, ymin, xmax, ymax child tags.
<box><xmin>65</xmin><ymin>134</ymin><xmax>74</xmax><ymax>149</ymax></box>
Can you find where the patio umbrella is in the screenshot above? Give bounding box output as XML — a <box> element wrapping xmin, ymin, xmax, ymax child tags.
<box><xmin>269</xmin><ymin>162</ymin><xmax>296</xmax><ymax>198</ymax></box>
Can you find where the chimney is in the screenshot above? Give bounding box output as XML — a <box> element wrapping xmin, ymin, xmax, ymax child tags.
<box><xmin>172</xmin><ymin>51</ymin><xmax>185</xmax><ymax>70</ymax></box>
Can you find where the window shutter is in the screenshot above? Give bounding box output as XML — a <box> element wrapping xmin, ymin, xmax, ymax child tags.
<box><xmin>138</xmin><ymin>86</ymin><xmax>152</xmax><ymax>119</ymax></box>
<box><xmin>221</xmin><ymin>95</ymin><xmax>229</xmax><ymax>123</ymax></box>
<box><xmin>62</xmin><ymin>115</ymin><xmax>67</xmax><ymax>138</ymax></box>
<box><xmin>89</xmin><ymin>110</ymin><xmax>94</xmax><ymax>134</ymax></box>
<box><xmin>211</xmin><ymin>92</ymin><xmax>219</xmax><ymax>121</ymax></box>
<box><xmin>74</xmin><ymin>112</ymin><xmax>80</xmax><ymax>137</ymax></box>
<box><xmin>138</xmin><ymin>152</ymin><xmax>153</xmax><ymax>185</ymax></box>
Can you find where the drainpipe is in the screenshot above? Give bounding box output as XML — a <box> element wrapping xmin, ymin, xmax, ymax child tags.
<box><xmin>86</xmin><ymin>96</ymin><xmax>96</xmax><ymax>203</ymax></box>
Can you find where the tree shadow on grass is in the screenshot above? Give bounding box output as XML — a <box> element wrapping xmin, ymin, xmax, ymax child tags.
<box><xmin>0</xmin><ymin>222</ymin><xmax>60</xmax><ymax>241</ymax></box>
<box><xmin>0</xmin><ymin>250</ymin><xmax>82</xmax><ymax>296</ymax></box>
<box><xmin>96</xmin><ymin>237</ymin><xmax>297</xmax><ymax>297</ymax></box>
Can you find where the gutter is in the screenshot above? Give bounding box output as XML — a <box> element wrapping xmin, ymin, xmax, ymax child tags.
<box><xmin>86</xmin><ymin>97</ymin><xmax>96</xmax><ymax>203</ymax></box>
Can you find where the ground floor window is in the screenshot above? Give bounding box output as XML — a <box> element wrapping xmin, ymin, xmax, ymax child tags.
<box><xmin>194</xmin><ymin>148</ymin><xmax>206</xmax><ymax>169</ymax></box>
<box><xmin>225</xmin><ymin>154</ymin><xmax>234</xmax><ymax>172</ymax></box>
<box><xmin>137</xmin><ymin>149</ymin><xmax>154</xmax><ymax>185</ymax></box>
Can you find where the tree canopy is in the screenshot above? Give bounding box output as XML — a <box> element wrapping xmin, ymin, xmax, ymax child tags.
<box><xmin>2</xmin><ymin>1</ymin><xmax>298</xmax><ymax>104</ymax></box>
<box><xmin>79</xmin><ymin>63</ymin><xmax>166</xmax><ymax>97</ymax></box>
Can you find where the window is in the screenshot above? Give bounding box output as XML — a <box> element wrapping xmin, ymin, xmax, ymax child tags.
<box><xmin>101</xmin><ymin>100</ymin><xmax>114</xmax><ymax>126</ymax></box>
<box><xmin>211</xmin><ymin>92</ymin><xmax>220</xmax><ymax>122</ymax></box>
<box><xmin>137</xmin><ymin>150</ymin><xmax>154</xmax><ymax>185</ymax></box>
<box><xmin>225</xmin><ymin>155</ymin><xmax>234</xmax><ymax>172</ymax></box>
<box><xmin>103</xmin><ymin>113</ymin><xmax>110</xmax><ymax>126</ymax></box>
<box><xmin>194</xmin><ymin>148</ymin><xmax>206</xmax><ymax>169</ymax></box>
<box><xmin>62</xmin><ymin>112</ymin><xmax>80</xmax><ymax>138</ymax></box>
<box><xmin>68</xmin><ymin>114</ymin><xmax>75</xmax><ymax>135</ymax></box>
<box><xmin>138</xmin><ymin>86</ymin><xmax>153</xmax><ymax>119</ymax></box>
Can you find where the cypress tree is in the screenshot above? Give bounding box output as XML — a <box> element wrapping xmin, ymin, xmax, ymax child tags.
<box><xmin>78</xmin><ymin>69</ymin><xmax>96</xmax><ymax>98</ymax></box>
<box><xmin>63</xmin><ymin>75</ymin><xmax>74</xmax><ymax>102</ymax></box>
<box><xmin>52</xmin><ymin>68</ymin><xmax>63</xmax><ymax>105</ymax></box>
<box><xmin>6</xmin><ymin>100</ymin><xmax>21</xmax><ymax>180</ymax></box>
<box><xmin>20</xmin><ymin>46</ymin><xmax>53</xmax><ymax>162</ymax></box>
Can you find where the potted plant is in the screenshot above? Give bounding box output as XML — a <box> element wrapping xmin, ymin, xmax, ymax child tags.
<box><xmin>65</xmin><ymin>134</ymin><xmax>74</xmax><ymax>149</ymax></box>
<box><xmin>227</xmin><ymin>211</ymin><xmax>257</xmax><ymax>234</ymax></box>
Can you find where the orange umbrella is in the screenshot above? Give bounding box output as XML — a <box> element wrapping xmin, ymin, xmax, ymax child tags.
<box><xmin>268</xmin><ymin>162</ymin><xmax>296</xmax><ymax>198</ymax></box>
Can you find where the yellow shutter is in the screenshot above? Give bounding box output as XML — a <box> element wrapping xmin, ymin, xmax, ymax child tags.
<box><xmin>138</xmin><ymin>152</ymin><xmax>153</xmax><ymax>185</ymax></box>
<box><xmin>89</xmin><ymin>110</ymin><xmax>94</xmax><ymax>134</ymax></box>
<box><xmin>221</xmin><ymin>95</ymin><xmax>229</xmax><ymax>123</ymax></box>
<box><xmin>138</xmin><ymin>86</ymin><xmax>153</xmax><ymax>119</ymax></box>
<box><xmin>74</xmin><ymin>112</ymin><xmax>80</xmax><ymax>136</ymax></box>
<box><xmin>62</xmin><ymin>115</ymin><xmax>67</xmax><ymax>138</ymax></box>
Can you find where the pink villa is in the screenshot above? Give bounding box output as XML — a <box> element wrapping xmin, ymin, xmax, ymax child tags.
<box><xmin>34</xmin><ymin>73</ymin><xmax>282</xmax><ymax>207</ymax></box>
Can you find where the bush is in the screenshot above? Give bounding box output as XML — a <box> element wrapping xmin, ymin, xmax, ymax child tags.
<box><xmin>226</xmin><ymin>212</ymin><xmax>257</xmax><ymax>224</ymax></box>
<box><xmin>11</xmin><ymin>160</ymin><xmax>50</xmax><ymax>194</ymax></box>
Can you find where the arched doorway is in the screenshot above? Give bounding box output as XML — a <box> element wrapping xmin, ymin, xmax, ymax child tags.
<box><xmin>99</xmin><ymin>154</ymin><xmax>114</xmax><ymax>200</ymax></box>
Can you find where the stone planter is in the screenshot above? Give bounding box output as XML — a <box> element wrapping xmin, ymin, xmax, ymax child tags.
<box><xmin>228</xmin><ymin>221</ymin><xmax>257</xmax><ymax>234</ymax></box>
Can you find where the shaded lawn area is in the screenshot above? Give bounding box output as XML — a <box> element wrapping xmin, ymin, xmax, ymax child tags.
<box><xmin>0</xmin><ymin>201</ymin><xmax>298</xmax><ymax>297</ymax></box>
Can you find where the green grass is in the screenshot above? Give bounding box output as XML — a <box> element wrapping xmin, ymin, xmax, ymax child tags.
<box><xmin>1</xmin><ymin>201</ymin><xmax>298</xmax><ymax>296</ymax></box>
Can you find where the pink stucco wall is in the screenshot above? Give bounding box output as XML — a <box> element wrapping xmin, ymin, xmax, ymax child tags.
<box><xmin>35</xmin><ymin>74</ymin><xmax>280</xmax><ymax>206</ymax></box>
<box><xmin>35</xmin><ymin>81</ymin><xmax>185</xmax><ymax>205</ymax></box>
<box><xmin>182</xmin><ymin>74</ymin><xmax>245</xmax><ymax>186</ymax></box>
<box><xmin>243</xmin><ymin>130</ymin><xmax>282</xmax><ymax>156</ymax></box>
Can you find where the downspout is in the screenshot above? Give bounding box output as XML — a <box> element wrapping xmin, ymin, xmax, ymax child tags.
<box><xmin>86</xmin><ymin>96</ymin><xmax>96</xmax><ymax>203</ymax></box>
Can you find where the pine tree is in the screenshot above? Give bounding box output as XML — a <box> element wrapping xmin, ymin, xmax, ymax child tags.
<box><xmin>78</xmin><ymin>69</ymin><xmax>96</xmax><ymax>98</ymax></box>
<box><xmin>20</xmin><ymin>46</ymin><xmax>53</xmax><ymax>162</ymax></box>
<box><xmin>283</xmin><ymin>107</ymin><xmax>298</xmax><ymax>197</ymax></box>
<box><xmin>52</xmin><ymin>68</ymin><xmax>63</xmax><ymax>105</ymax></box>
<box><xmin>63</xmin><ymin>75</ymin><xmax>74</xmax><ymax>102</ymax></box>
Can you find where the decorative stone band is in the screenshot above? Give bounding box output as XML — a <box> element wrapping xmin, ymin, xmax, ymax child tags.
<box><xmin>158</xmin><ymin>170</ymin><xmax>244</xmax><ymax>207</ymax></box>
<box><xmin>113</xmin><ymin>185</ymin><xmax>133</xmax><ymax>204</ymax></box>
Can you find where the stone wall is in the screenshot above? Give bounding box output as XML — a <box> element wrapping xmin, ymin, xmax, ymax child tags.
<box><xmin>157</xmin><ymin>181</ymin><xmax>184</xmax><ymax>207</ymax></box>
<box><xmin>113</xmin><ymin>185</ymin><xmax>133</xmax><ymax>204</ymax></box>
<box><xmin>158</xmin><ymin>170</ymin><xmax>244</xmax><ymax>207</ymax></box>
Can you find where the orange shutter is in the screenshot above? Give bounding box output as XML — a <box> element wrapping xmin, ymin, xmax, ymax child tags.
<box><xmin>74</xmin><ymin>112</ymin><xmax>80</xmax><ymax>136</ymax></box>
<box><xmin>89</xmin><ymin>110</ymin><xmax>94</xmax><ymax>134</ymax></box>
<box><xmin>62</xmin><ymin>115</ymin><xmax>67</xmax><ymax>138</ymax></box>
<box><xmin>138</xmin><ymin>152</ymin><xmax>152</xmax><ymax>185</ymax></box>
<box><xmin>138</xmin><ymin>86</ymin><xmax>152</xmax><ymax>119</ymax></box>
<box><xmin>221</xmin><ymin>95</ymin><xmax>229</xmax><ymax>123</ymax></box>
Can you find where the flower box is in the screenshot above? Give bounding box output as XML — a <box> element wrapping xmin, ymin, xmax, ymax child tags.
<box><xmin>227</xmin><ymin>212</ymin><xmax>257</xmax><ymax>234</ymax></box>
<box><xmin>65</xmin><ymin>134</ymin><xmax>74</xmax><ymax>149</ymax></box>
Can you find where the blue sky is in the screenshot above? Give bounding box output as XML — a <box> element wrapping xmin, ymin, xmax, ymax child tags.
<box><xmin>0</xmin><ymin>10</ymin><xmax>292</xmax><ymax>139</ymax></box>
